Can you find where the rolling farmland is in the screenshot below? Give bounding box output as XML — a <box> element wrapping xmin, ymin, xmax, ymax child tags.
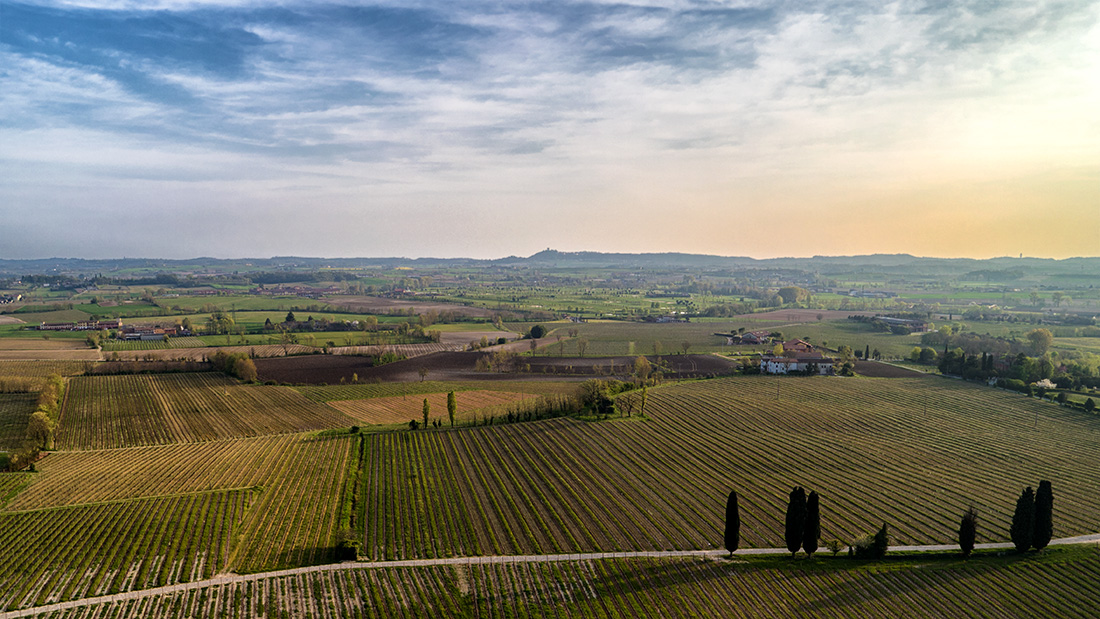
<box><xmin>356</xmin><ymin>376</ymin><xmax>1100</xmax><ymax>560</ymax></box>
<box><xmin>56</xmin><ymin>373</ymin><xmax>354</xmax><ymax>449</ymax></box>
<box><xmin>15</xmin><ymin>550</ymin><xmax>1100</xmax><ymax>618</ymax></box>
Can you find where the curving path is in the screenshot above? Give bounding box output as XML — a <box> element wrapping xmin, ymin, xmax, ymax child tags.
<box><xmin>4</xmin><ymin>534</ymin><xmax>1099</xmax><ymax>618</ymax></box>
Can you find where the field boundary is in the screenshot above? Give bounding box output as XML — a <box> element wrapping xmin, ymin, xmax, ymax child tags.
<box><xmin>4</xmin><ymin>534</ymin><xmax>1098</xmax><ymax>617</ymax></box>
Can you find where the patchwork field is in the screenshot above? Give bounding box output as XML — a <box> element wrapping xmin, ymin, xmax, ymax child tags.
<box><xmin>56</xmin><ymin>373</ymin><xmax>354</xmax><ymax>449</ymax></box>
<box><xmin>328</xmin><ymin>389</ymin><xmax>536</xmax><ymax>425</ymax></box>
<box><xmin>357</xmin><ymin>376</ymin><xmax>1100</xmax><ymax>560</ymax></box>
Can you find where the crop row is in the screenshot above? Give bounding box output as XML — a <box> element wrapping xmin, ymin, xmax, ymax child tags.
<box><xmin>5</xmin><ymin>434</ymin><xmax>303</xmax><ymax>511</ymax></box>
<box><xmin>23</xmin><ymin>550</ymin><xmax>1100</xmax><ymax>618</ymax></box>
<box><xmin>56</xmin><ymin>373</ymin><xmax>353</xmax><ymax>450</ymax></box>
<box><xmin>0</xmin><ymin>392</ymin><xmax>38</xmax><ymax>450</ymax></box>
<box><xmin>0</xmin><ymin>488</ymin><xmax>253</xmax><ymax>612</ymax></box>
<box><xmin>0</xmin><ymin>360</ymin><xmax>91</xmax><ymax>381</ymax></box>
<box><xmin>231</xmin><ymin>434</ymin><xmax>357</xmax><ymax>573</ymax></box>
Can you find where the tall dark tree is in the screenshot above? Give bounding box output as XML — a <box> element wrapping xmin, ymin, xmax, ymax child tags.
<box><xmin>803</xmin><ymin>491</ymin><xmax>820</xmax><ymax>556</ymax></box>
<box><xmin>864</xmin><ymin>345</ymin><xmax>870</xmax><ymax>360</ymax></box>
<box><xmin>872</xmin><ymin>523</ymin><xmax>889</xmax><ymax>559</ymax></box>
<box><xmin>959</xmin><ymin>507</ymin><xmax>978</xmax><ymax>558</ymax></box>
<box><xmin>1033</xmin><ymin>480</ymin><xmax>1053</xmax><ymax>550</ymax></box>
<box><xmin>1010</xmin><ymin>486</ymin><xmax>1035</xmax><ymax>553</ymax></box>
<box><xmin>724</xmin><ymin>490</ymin><xmax>740</xmax><ymax>557</ymax></box>
<box><xmin>784</xmin><ymin>486</ymin><xmax>806</xmax><ymax>557</ymax></box>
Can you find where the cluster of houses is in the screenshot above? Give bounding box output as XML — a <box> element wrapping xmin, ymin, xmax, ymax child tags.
<box><xmin>722</xmin><ymin>332</ymin><xmax>837</xmax><ymax>374</ymax></box>
<box><xmin>117</xmin><ymin>324</ymin><xmax>192</xmax><ymax>341</ymax></box>
<box><xmin>38</xmin><ymin>319</ymin><xmax>122</xmax><ymax>331</ymax></box>
<box><xmin>1</xmin><ymin>294</ymin><xmax>22</xmax><ymax>304</ymax></box>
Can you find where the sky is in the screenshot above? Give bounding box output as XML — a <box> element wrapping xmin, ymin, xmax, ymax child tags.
<box><xmin>1</xmin><ymin>0</ymin><xmax>1098</xmax><ymax>260</ymax></box>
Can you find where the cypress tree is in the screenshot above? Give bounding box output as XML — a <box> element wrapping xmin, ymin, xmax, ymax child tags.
<box><xmin>959</xmin><ymin>506</ymin><xmax>978</xmax><ymax>558</ymax></box>
<box><xmin>1033</xmin><ymin>480</ymin><xmax>1053</xmax><ymax>550</ymax></box>
<box><xmin>864</xmin><ymin>345</ymin><xmax>870</xmax><ymax>361</ymax></box>
<box><xmin>803</xmin><ymin>491</ymin><xmax>820</xmax><ymax>556</ymax></box>
<box><xmin>1010</xmin><ymin>486</ymin><xmax>1035</xmax><ymax>552</ymax></box>
<box><xmin>447</xmin><ymin>391</ymin><xmax>457</xmax><ymax>428</ymax></box>
<box><xmin>724</xmin><ymin>490</ymin><xmax>740</xmax><ymax>557</ymax></box>
<box><xmin>784</xmin><ymin>486</ymin><xmax>806</xmax><ymax>557</ymax></box>
<box><xmin>422</xmin><ymin>398</ymin><xmax>430</xmax><ymax>429</ymax></box>
<box><xmin>872</xmin><ymin>523</ymin><xmax>889</xmax><ymax>559</ymax></box>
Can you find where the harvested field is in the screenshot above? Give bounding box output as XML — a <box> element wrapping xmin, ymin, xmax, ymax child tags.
<box><xmin>0</xmin><ymin>316</ymin><xmax>25</xmax><ymax>325</ymax></box>
<box><xmin>360</xmin><ymin>375</ymin><xmax>1100</xmax><ymax>560</ymax></box>
<box><xmin>324</xmin><ymin>295</ymin><xmax>495</xmax><ymax>318</ymax></box>
<box><xmin>56</xmin><ymin>373</ymin><xmax>354</xmax><ymax>450</ymax></box>
<box><xmin>255</xmin><ymin>354</ymin><xmax>378</xmax><ymax>384</ymax></box>
<box><xmin>328</xmin><ymin>390</ymin><xmax>536</xmax><ymax>425</ymax></box>
<box><xmin>0</xmin><ymin>393</ymin><xmax>37</xmax><ymax>450</ymax></box>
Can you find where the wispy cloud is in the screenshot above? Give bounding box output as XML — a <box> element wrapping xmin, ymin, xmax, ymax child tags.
<box><xmin>1</xmin><ymin>0</ymin><xmax>1098</xmax><ymax>259</ymax></box>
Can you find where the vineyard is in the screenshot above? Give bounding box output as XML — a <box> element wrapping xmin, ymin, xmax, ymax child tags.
<box><xmin>328</xmin><ymin>390</ymin><xmax>537</xmax><ymax>425</ymax></box>
<box><xmin>100</xmin><ymin>337</ymin><xmax>207</xmax><ymax>352</ymax></box>
<box><xmin>355</xmin><ymin>376</ymin><xmax>1100</xmax><ymax>560</ymax></box>
<box><xmin>0</xmin><ymin>433</ymin><xmax>358</xmax><ymax>612</ymax></box>
<box><xmin>15</xmin><ymin>549</ymin><xmax>1100</xmax><ymax>618</ymax></box>
<box><xmin>56</xmin><ymin>373</ymin><xmax>355</xmax><ymax>449</ymax></box>
<box><xmin>331</xmin><ymin>343</ymin><xmax>459</xmax><ymax>358</ymax></box>
<box><xmin>0</xmin><ymin>393</ymin><xmax>37</xmax><ymax>450</ymax></box>
<box><xmin>0</xmin><ymin>489</ymin><xmax>254</xmax><ymax>612</ymax></box>
<box><xmin>6</xmin><ymin>435</ymin><xmax>304</xmax><ymax>510</ymax></box>
<box><xmin>0</xmin><ymin>360</ymin><xmax>91</xmax><ymax>387</ymax></box>
<box><xmin>230</xmin><ymin>435</ymin><xmax>357</xmax><ymax>573</ymax></box>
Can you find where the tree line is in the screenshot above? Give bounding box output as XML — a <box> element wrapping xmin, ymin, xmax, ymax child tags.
<box><xmin>724</xmin><ymin>481</ymin><xmax>1054</xmax><ymax>559</ymax></box>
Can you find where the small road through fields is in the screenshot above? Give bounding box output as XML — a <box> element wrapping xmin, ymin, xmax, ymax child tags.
<box><xmin>4</xmin><ymin>534</ymin><xmax>1099</xmax><ymax>618</ymax></box>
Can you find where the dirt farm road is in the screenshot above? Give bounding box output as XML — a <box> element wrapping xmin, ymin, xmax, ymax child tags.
<box><xmin>5</xmin><ymin>534</ymin><xmax>1100</xmax><ymax>617</ymax></box>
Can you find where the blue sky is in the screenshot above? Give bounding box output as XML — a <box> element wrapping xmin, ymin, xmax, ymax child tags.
<box><xmin>2</xmin><ymin>1</ymin><xmax>1098</xmax><ymax>259</ymax></box>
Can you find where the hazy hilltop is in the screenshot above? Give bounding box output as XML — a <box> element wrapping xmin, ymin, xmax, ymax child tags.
<box><xmin>2</xmin><ymin>251</ymin><xmax>1098</xmax><ymax>280</ymax></box>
